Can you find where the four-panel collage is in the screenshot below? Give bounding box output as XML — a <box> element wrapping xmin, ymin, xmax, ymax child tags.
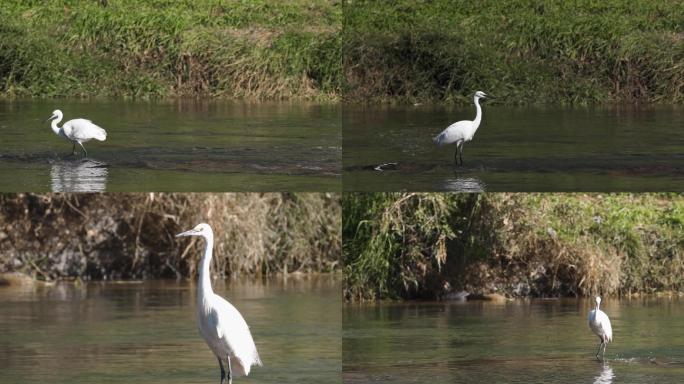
<box><xmin>1</xmin><ymin>1</ymin><xmax>682</xmax><ymax>384</ymax></box>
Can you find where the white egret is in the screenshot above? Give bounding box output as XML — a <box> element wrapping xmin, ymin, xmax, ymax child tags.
<box><xmin>176</xmin><ymin>223</ymin><xmax>262</xmax><ymax>384</ymax></box>
<box><xmin>433</xmin><ymin>91</ymin><xmax>489</xmax><ymax>165</ymax></box>
<box><xmin>45</xmin><ymin>109</ymin><xmax>107</xmax><ymax>157</ymax></box>
<box><xmin>588</xmin><ymin>296</ymin><xmax>613</xmax><ymax>361</ymax></box>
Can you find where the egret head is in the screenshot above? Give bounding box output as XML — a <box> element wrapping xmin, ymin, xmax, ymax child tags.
<box><xmin>595</xmin><ymin>296</ymin><xmax>602</xmax><ymax>306</ymax></box>
<box><xmin>176</xmin><ymin>223</ymin><xmax>213</xmax><ymax>239</ymax></box>
<box><xmin>45</xmin><ymin>109</ymin><xmax>63</xmax><ymax>122</ymax></box>
<box><xmin>474</xmin><ymin>91</ymin><xmax>487</xmax><ymax>99</ymax></box>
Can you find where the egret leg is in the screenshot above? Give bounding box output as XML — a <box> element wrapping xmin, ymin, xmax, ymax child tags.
<box><xmin>71</xmin><ymin>142</ymin><xmax>77</xmax><ymax>156</ymax></box>
<box><xmin>226</xmin><ymin>356</ymin><xmax>232</xmax><ymax>384</ymax></box>
<box><xmin>595</xmin><ymin>341</ymin><xmax>603</xmax><ymax>361</ymax></box>
<box><xmin>218</xmin><ymin>358</ymin><xmax>226</xmax><ymax>384</ymax></box>
<box><xmin>77</xmin><ymin>142</ymin><xmax>88</xmax><ymax>157</ymax></box>
<box><xmin>454</xmin><ymin>142</ymin><xmax>464</xmax><ymax>166</ymax></box>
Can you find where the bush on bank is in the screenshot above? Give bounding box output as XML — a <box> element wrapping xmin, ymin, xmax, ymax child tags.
<box><xmin>343</xmin><ymin>193</ymin><xmax>684</xmax><ymax>301</ymax></box>
<box><xmin>344</xmin><ymin>0</ymin><xmax>684</xmax><ymax>104</ymax></box>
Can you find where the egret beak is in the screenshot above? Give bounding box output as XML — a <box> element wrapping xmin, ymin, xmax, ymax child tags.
<box><xmin>44</xmin><ymin>115</ymin><xmax>56</xmax><ymax>123</ymax></box>
<box><xmin>175</xmin><ymin>229</ymin><xmax>197</xmax><ymax>237</ymax></box>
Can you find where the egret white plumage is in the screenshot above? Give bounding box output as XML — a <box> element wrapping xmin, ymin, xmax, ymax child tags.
<box><xmin>433</xmin><ymin>91</ymin><xmax>489</xmax><ymax>165</ymax></box>
<box><xmin>588</xmin><ymin>296</ymin><xmax>613</xmax><ymax>361</ymax></box>
<box><xmin>45</xmin><ymin>109</ymin><xmax>107</xmax><ymax>157</ymax></box>
<box><xmin>176</xmin><ymin>223</ymin><xmax>262</xmax><ymax>384</ymax></box>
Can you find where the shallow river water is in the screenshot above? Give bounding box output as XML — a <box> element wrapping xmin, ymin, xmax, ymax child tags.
<box><xmin>0</xmin><ymin>100</ymin><xmax>341</xmax><ymax>192</ymax></box>
<box><xmin>343</xmin><ymin>105</ymin><xmax>684</xmax><ymax>191</ymax></box>
<box><xmin>0</xmin><ymin>275</ymin><xmax>341</xmax><ymax>384</ymax></box>
<box><xmin>343</xmin><ymin>297</ymin><xmax>684</xmax><ymax>383</ymax></box>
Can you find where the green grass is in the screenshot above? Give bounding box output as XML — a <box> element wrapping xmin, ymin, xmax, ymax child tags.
<box><xmin>344</xmin><ymin>0</ymin><xmax>684</xmax><ymax>104</ymax></box>
<box><xmin>343</xmin><ymin>193</ymin><xmax>684</xmax><ymax>301</ymax></box>
<box><xmin>4</xmin><ymin>1</ymin><xmax>680</xmax><ymax>103</ymax></box>
<box><xmin>0</xmin><ymin>0</ymin><xmax>341</xmax><ymax>100</ymax></box>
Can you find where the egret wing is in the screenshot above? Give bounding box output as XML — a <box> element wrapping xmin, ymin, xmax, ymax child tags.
<box><xmin>213</xmin><ymin>296</ymin><xmax>262</xmax><ymax>373</ymax></box>
<box><xmin>65</xmin><ymin>119</ymin><xmax>107</xmax><ymax>141</ymax></box>
<box><xmin>434</xmin><ymin>120</ymin><xmax>470</xmax><ymax>145</ymax></box>
<box><xmin>588</xmin><ymin>310</ymin><xmax>612</xmax><ymax>342</ymax></box>
<box><xmin>600</xmin><ymin>312</ymin><xmax>613</xmax><ymax>342</ymax></box>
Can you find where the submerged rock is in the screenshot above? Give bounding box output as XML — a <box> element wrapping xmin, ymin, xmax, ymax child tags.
<box><xmin>0</xmin><ymin>272</ymin><xmax>40</xmax><ymax>287</ymax></box>
<box><xmin>467</xmin><ymin>292</ymin><xmax>508</xmax><ymax>302</ymax></box>
<box><xmin>443</xmin><ymin>290</ymin><xmax>470</xmax><ymax>301</ymax></box>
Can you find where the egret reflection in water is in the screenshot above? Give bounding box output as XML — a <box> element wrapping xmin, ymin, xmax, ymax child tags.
<box><xmin>593</xmin><ymin>363</ymin><xmax>614</xmax><ymax>384</ymax></box>
<box><xmin>436</xmin><ymin>176</ymin><xmax>486</xmax><ymax>192</ymax></box>
<box><xmin>50</xmin><ymin>159</ymin><xmax>108</xmax><ymax>192</ymax></box>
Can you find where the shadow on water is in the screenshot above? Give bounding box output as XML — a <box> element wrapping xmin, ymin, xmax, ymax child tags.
<box><xmin>50</xmin><ymin>159</ymin><xmax>108</xmax><ymax>192</ymax></box>
<box><xmin>346</xmin><ymin>157</ymin><xmax>684</xmax><ymax>176</ymax></box>
<box><xmin>15</xmin><ymin>146</ymin><xmax>339</xmax><ymax>175</ymax></box>
<box><xmin>344</xmin><ymin>156</ymin><xmax>684</xmax><ymax>191</ymax></box>
<box><xmin>345</xmin><ymin>162</ymin><xmax>487</xmax><ymax>191</ymax></box>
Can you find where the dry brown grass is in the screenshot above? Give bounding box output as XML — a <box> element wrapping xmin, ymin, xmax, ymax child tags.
<box><xmin>0</xmin><ymin>193</ymin><xmax>340</xmax><ymax>281</ymax></box>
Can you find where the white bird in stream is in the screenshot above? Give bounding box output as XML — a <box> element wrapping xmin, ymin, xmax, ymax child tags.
<box><xmin>45</xmin><ymin>109</ymin><xmax>107</xmax><ymax>157</ymax></box>
<box><xmin>433</xmin><ymin>91</ymin><xmax>489</xmax><ymax>165</ymax></box>
<box><xmin>176</xmin><ymin>223</ymin><xmax>262</xmax><ymax>384</ymax></box>
<box><xmin>588</xmin><ymin>296</ymin><xmax>613</xmax><ymax>361</ymax></box>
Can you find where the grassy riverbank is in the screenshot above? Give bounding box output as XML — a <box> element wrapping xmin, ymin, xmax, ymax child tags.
<box><xmin>344</xmin><ymin>0</ymin><xmax>684</xmax><ymax>104</ymax></box>
<box><xmin>343</xmin><ymin>193</ymin><xmax>684</xmax><ymax>301</ymax></box>
<box><xmin>0</xmin><ymin>0</ymin><xmax>341</xmax><ymax>100</ymax></box>
<box><xmin>0</xmin><ymin>193</ymin><xmax>341</xmax><ymax>280</ymax></box>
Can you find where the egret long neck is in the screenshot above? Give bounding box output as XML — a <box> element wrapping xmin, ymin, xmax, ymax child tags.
<box><xmin>473</xmin><ymin>96</ymin><xmax>482</xmax><ymax>130</ymax></box>
<box><xmin>50</xmin><ymin>117</ymin><xmax>62</xmax><ymax>136</ymax></box>
<box><xmin>198</xmin><ymin>235</ymin><xmax>215</xmax><ymax>298</ymax></box>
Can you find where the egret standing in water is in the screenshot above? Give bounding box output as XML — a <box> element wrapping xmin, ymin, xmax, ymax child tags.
<box><xmin>588</xmin><ymin>296</ymin><xmax>613</xmax><ymax>361</ymax></box>
<box><xmin>176</xmin><ymin>223</ymin><xmax>262</xmax><ymax>384</ymax></box>
<box><xmin>433</xmin><ymin>91</ymin><xmax>489</xmax><ymax>165</ymax></box>
<box><xmin>45</xmin><ymin>109</ymin><xmax>107</xmax><ymax>157</ymax></box>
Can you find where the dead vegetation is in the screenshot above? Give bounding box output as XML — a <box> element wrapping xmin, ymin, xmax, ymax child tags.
<box><xmin>0</xmin><ymin>193</ymin><xmax>341</xmax><ymax>281</ymax></box>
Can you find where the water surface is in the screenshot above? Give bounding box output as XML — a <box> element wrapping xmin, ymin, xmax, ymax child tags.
<box><xmin>343</xmin><ymin>105</ymin><xmax>684</xmax><ymax>191</ymax></box>
<box><xmin>343</xmin><ymin>298</ymin><xmax>684</xmax><ymax>383</ymax></box>
<box><xmin>0</xmin><ymin>275</ymin><xmax>341</xmax><ymax>383</ymax></box>
<box><xmin>0</xmin><ymin>100</ymin><xmax>341</xmax><ymax>191</ymax></box>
